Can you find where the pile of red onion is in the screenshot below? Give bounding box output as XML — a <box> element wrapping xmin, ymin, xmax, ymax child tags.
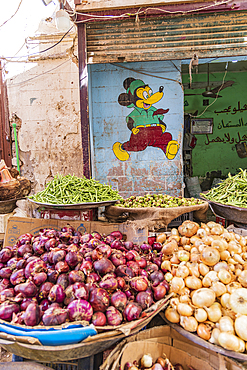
<box><xmin>0</xmin><ymin>226</ymin><xmax>169</xmax><ymax>327</ymax></box>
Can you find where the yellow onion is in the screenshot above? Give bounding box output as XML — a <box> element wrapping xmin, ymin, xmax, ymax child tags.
<box><xmin>207</xmin><ymin>221</ymin><xmax>217</xmax><ymax>229</ymax></box>
<box><xmin>220</xmin><ymin>250</ymin><xmax>231</xmax><ymax>261</ymax></box>
<box><xmin>221</xmin><ymin>293</ymin><xmax>231</xmax><ymax>308</ymax></box>
<box><xmin>210</xmin><ymin>225</ymin><xmax>224</xmax><ymax>236</ymax></box>
<box><xmin>219</xmin><ymin>316</ymin><xmax>234</xmax><ymax>334</ymax></box>
<box><xmin>162</xmin><ymin>240</ymin><xmax>177</xmax><ymax>255</ymax></box>
<box><xmin>211</xmin><ymin>281</ymin><xmax>227</xmax><ymax>297</ymax></box>
<box><xmin>180</xmin><ymin>316</ymin><xmax>198</xmax><ymax>332</ymax></box>
<box><xmin>168</xmin><ymin>235</ymin><xmax>180</xmax><ymax>243</ymax></box>
<box><xmin>187</xmin><ymin>262</ymin><xmax>199</xmax><ymax>277</ymax></box>
<box><xmin>204</xmin><ymin>270</ymin><xmax>219</xmax><ymax>283</ymax></box>
<box><xmin>201</xmin><ymin>247</ymin><xmax>220</xmax><ymax>266</ymax></box>
<box><xmin>197</xmin><ymin>323</ymin><xmax>211</xmax><ymax>340</ymax></box>
<box><xmin>202</xmin><ymin>235</ymin><xmax>213</xmax><ymax>246</ymax></box>
<box><xmin>177</xmin><ymin>250</ymin><xmax>190</xmax><ymax>262</ymax></box>
<box><xmin>164</xmin><ymin>272</ymin><xmax>173</xmax><ymax>282</ymax></box>
<box><xmin>180</xmin><ymin>236</ymin><xmax>190</xmax><ymax>247</ymax></box>
<box><xmin>170</xmin><ymin>297</ymin><xmax>179</xmax><ymax>308</ymax></box>
<box><xmin>209</xmin><ymin>328</ymin><xmax>221</xmax><ymax>345</ymax></box>
<box><xmin>140</xmin><ymin>354</ymin><xmax>153</xmax><ymax>368</ymax></box>
<box><xmin>192</xmin><ymin>288</ymin><xmax>216</xmax><ymax>308</ymax></box>
<box><xmin>235</xmin><ymin>315</ymin><xmax>247</xmax><ymax>341</ymax></box>
<box><xmin>179</xmin><ymin>295</ymin><xmax>191</xmax><ymax>304</ymax></box>
<box><xmin>170</xmin><ymin>276</ymin><xmax>185</xmax><ymax>294</ymax></box>
<box><xmin>198</xmin><ymin>263</ymin><xmax>209</xmax><ymax>276</ymax></box>
<box><xmin>218</xmin><ymin>332</ymin><xmax>245</xmax><ymax>352</ymax></box>
<box><xmin>205</xmin><ymin>303</ymin><xmax>222</xmax><ymax>322</ymax></box>
<box><xmin>218</xmin><ymin>269</ymin><xmax>231</xmax><ymax>285</ymax></box>
<box><xmin>201</xmin><ymin>223</ymin><xmax>210</xmax><ymax>233</ymax></box>
<box><xmin>228</xmin><ymin>241</ymin><xmax>241</xmax><ymax>254</ymax></box>
<box><xmin>190</xmin><ymin>235</ymin><xmax>203</xmax><ymax>246</ymax></box>
<box><xmin>211</xmin><ymin>238</ymin><xmax>228</xmax><ymax>252</ymax></box>
<box><xmin>197</xmin><ymin>228</ymin><xmax>207</xmax><ymax>238</ymax></box>
<box><xmin>176</xmin><ymin>265</ymin><xmax>189</xmax><ymax>279</ymax></box>
<box><xmin>233</xmin><ymin>254</ymin><xmax>245</xmax><ymax>265</ymax></box>
<box><xmin>202</xmin><ymin>276</ymin><xmax>212</xmax><ymax>288</ymax></box>
<box><xmin>156</xmin><ymin>232</ymin><xmax>167</xmax><ymax>244</ymax></box>
<box><xmin>171</xmin><ymin>228</ymin><xmax>179</xmax><ymax>236</ymax></box>
<box><xmin>214</xmin><ymin>261</ymin><xmax>228</xmax><ymax>272</ymax></box>
<box><xmin>239</xmin><ymin>236</ymin><xmax>246</xmax><ymax>248</ymax></box>
<box><xmin>238</xmin><ymin>270</ymin><xmax>247</xmax><ymax>287</ymax></box>
<box><xmin>185</xmin><ymin>275</ymin><xmax>202</xmax><ymax>290</ymax></box>
<box><xmin>229</xmin><ymin>288</ymin><xmax>247</xmax><ymax>314</ymax></box>
<box><xmin>194</xmin><ymin>308</ymin><xmax>207</xmax><ymax>322</ymax></box>
<box><xmin>170</xmin><ymin>254</ymin><xmax>180</xmax><ymax>264</ymax></box>
<box><xmin>178</xmin><ymin>221</ymin><xmax>199</xmax><ymax>238</ymax></box>
<box><xmin>177</xmin><ymin>302</ymin><xmax>193</xmax><ymax>317</ymax></box>
<box><xmin>165</xmin><ymin>307</ymin><xmax>180</xmax><ymax>323</ymax></box>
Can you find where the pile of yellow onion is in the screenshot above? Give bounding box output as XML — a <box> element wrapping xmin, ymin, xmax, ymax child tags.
<box><xmin>162</xmin><ymin>220</ymin><xmax>247</xmax><ymax>353</ymax></box>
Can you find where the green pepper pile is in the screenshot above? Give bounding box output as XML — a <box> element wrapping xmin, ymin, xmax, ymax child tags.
<box><xmin>201</xmin><ymin>168</ymin><xmax>247</xmax><ymax>208</ymax></box>
<box><xmin>28</xmin><ymin>174</ymin><xmax>122</xmax><ymax>205</ymax></box>
<box><xmin>116</xmin><ymin>194</ymin><xmax>203</xmax><ymax>208</ymax></box>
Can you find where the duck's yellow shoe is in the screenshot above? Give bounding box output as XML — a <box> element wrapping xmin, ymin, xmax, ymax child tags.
<box><xmin>113</xmin><ymin>142</ymin><xmax>130</xmax><ymax>161</ymax></box>
<box><xmin>166</xmin><ymin>140</ymin><xmax>179</xmax><ymax>160</ymax></box>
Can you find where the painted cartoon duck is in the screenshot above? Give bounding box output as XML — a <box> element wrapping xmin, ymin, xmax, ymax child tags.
<box><xmin>113</xmin><ymin>77</ymin><xmax>179</xmax><ymax>161</ymax></box>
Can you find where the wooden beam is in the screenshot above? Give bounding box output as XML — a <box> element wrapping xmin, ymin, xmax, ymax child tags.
<box><xmin>75</xmin><ymin>0</ymin><xmax>211</xmax><ymax>12</ymax></box>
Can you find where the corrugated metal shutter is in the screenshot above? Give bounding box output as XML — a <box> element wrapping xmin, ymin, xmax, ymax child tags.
<box><xmin>86</xmin><ymin>10</ymin><xmax>247</xmax><ymax>64</ymax></box>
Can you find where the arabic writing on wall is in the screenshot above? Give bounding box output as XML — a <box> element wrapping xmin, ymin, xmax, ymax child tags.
<box><xmin>205</xmin><ymin>132</ymin><xmax>247</xmax><ymax>146</ymax></box>
<box><xmin>214</xmin><ymin>101</ymin><xmax>247</xmax><ymax>115</ymax></box>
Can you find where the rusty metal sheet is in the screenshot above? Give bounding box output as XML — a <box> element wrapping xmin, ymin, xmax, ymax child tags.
<box><xmin>85</xmin><ymin>10</ymin><xmax>247</xmax><ymax>64</ymax></box>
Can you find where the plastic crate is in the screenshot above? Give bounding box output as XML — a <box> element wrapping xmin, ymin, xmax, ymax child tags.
<box><xmin>12</xmin><ymin>352</ymin><xmax>103</xmax><ymax>370</ymax></box>
<box><xmin>167</xmin><ymin>211</ymin><xmax>193</xmax><ymax>228</ymax></box>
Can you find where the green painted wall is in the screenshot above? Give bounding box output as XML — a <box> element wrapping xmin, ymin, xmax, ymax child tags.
<box><xmin>183</xmin><ymin>69</ymin><xmax>247</xmax><ymax>177</ymax></box>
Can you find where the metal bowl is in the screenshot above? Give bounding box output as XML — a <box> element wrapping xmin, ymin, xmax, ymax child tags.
<box><xmin>201</xmin><ymin>194</ymin><xmax>247</xmax><ymax>225</ymax></box>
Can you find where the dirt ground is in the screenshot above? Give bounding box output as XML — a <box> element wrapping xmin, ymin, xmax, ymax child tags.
<box><xmin>0</xmin><ymin>347</ymin><xmax>12</xmax><ymax>362</ymax></box>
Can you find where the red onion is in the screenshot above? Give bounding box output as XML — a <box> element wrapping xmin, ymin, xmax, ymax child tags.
<box><xmin>140</xmin><ymin>269</ymin><xmax>149</xmax><ymax>279</ymax></box>
<box><xmin>52</xmin><ymin>249</ymin><xmax>66</xmax><ymax>265</ymax></box>
<box><xmin>0</xmin><ymin>301</ymin><xmax>19</xmax><ymax>321</ymax></box>
<box><xmin>152</xmin><ymin>364</ymin><xmax>163</xmax><ymax>370</ymax></box>
<box><xmin>0</xmin><ymin>288</ymin><xmax>15</xmax><ymax>302</ymax></box>
<box><xmin>110</xmin><ymin>231</ymin><xmax>123</xmax><ymax>240</ymax></box>
<box><xmin>65</xmin><ymin>251</ymin><xmax>80</xmax><ymax>267</ymax></box>
<box><xmin>152</xmin><ymin>256</ymin><xmax>162</xmax><ymax>268</ymax></box>
<box><xmin>25</xmin><ymin>259</ymin><xmax>47</xmax><ymax>279</ymax></box>
<box><xmin>135</xmin><ymin>257</ymin><xmax>147</xmax><ymax>269</ymax></box>
<box><xmin>45</xmin><ymin>238</ymin><xmax>57</xmax><ymax>251</ymax></box>
<box><xmin>91</xmin><ymin>249</ymin><xmax>103</xmax><ymax>261</ymax></box>
<box><xmin>68</xmin><ymin>270</ymin><xmax>85</xmax><ymax>285</ymax></box>
<box><xmin>152</xmin><ymin>284</ymin><xmax>167</xmax><ymax>300</ymax></box>
<box><xmin>130</xmin><ymin>277</ymin><xmax>148</xmax><ymax>292</ymax></box>
<box><xmin>14</xmin><ymin>280</ymin><xmax>38</xmax><ymax>298</ymax></box>
<box><xmin>32</xmin><ymin>241</ymin><xmax>45</xmax><ymax>255</ymax></box>
<box><xmin>140</xmin><ymin>243</ymin><xmax>151</xmax><ymax>254</ymax></box>
<box><xmin>89</xmin><ymin>288</ymin><xmax>110</xmax><ymax>312</ymax></box>
<box><xmin>146</xmin><ymin>263</ymin><xmax>159</xmax><ymax>274</ymax></box>
<box><xmin>57</xmin><ymin>274</ymin><xmax>69</xmax><ymax>290</ymax></box>
<box><xmin>47</xmin><ymin>269</ymin><xmax>59</xmax><ymax>284</ymax></box>
<box><xmin>59</xmin><ymin>232</ymin><xmax>72</xmax><ymax>243</ymax></box>
<box><xmin>18</xmin><ymin>244</ymin><xmax>33</xmax><ymax>257</ymax></box>
<box><xmin>67</xmin><ymin>299</ymin><xmax>93</xmax><ymax>322</ymax></box>
<box><xmin>12</xmin><ymin>311</ymin><xmax>24</xmax><ymax>325</ymax></box>
<box><xmin>61</xmin><ymin>225</ymin><xmax>75</xmax><ymax>234</ymax></box>
<box><xmin>105</xmin><ymin>234</ymin><xmax>115</xmax><ymax>245</ymax></box>
<box><xmin>150</xmin><ymin>270</ymin><xmax>164</xmax><ymax>284</ymax></box>
<box><xmin>86</xmin><ymin>272</ymin><xmax>100</xmax><ymax>284</ymax></box>
<box><xmin>67</xmin><ymin>244</ymin><xmax>78</xmax><ymax>253</ymax></box>
<box><xmin>111</xmin><ymin>239</ymin><xmax>123</xmax><ymax>251</ymax></box>
<box><xmin>159</xmin><ymin>280</ymin><xmax>169</xmax><ymax>291</ymax></box>
<box><xmin>93</xmin><ymin>258</ymin><xmax>115</xmax><ymax>276</ymax></box>
<box><xmin>0</xmin><ymin>267</ymin><xmax>12</xmax><ymax>279</ymax></box>
<box><xmin>106</xmin><ymin>306</ymin><xmax>122</xmax><ymax>326</ymax></box>
<box><xmin>17</xmin><ymin>233</ymin><xmax>33</xmax><ymax>245</ymax></box>
<box><xmin>48</xmin><ymin>284</ymin><xmax>65</xmax><ymax>303</ymax></box>
<box><xmin>64</xmin><ymin>285</ymin><xmax>75</xmax><ymax>306</ymax></box>
<box><xmin>99</xmin><ymin>277</ymin><xmax>118</xmax><ymax>292</ymax></box>
<box><xmin>0</xmin><ymin>248</ymin><xmax>12</xmax><ymax>263</ymax></box>
<box><xmin>123</xmin><ymin>302</ymin><xmax>142</xmax><ymax>321</ymax></box>
<box><xmin>110</xmin><ymin>251</ymin><xmax>126</xmax><ymax>267</ymax></box>
<box><xmin>88</xmin><ymin>238</ymin><xmax>101</xmax><ymax>248</ymax></box>
<box><xmin>80</xmin><ymin>260</ymin><xmax>93</xmax><ymax>275</ymax></box>
<box><xmin>153</xmin><ymin>242</ymin><xmax>163</xmax><ymax>252</ymax></box>
<box><xmin>10</xmin><ymin>269</ymin><xmax>26</xmax><ymax>285</ymax></box>
<box><xmin>80</xmin><ymin>233</ymin><xmax>93</xmax><ymax>244</ymax></box>
<box><xmin>116</xmin><ymin>277</ymin><xmax>126</xmax><ymax>290</ymax></box>
<box><xmin>96</xmin><ymin>244</ymin><xmax>111</xmax><ymax>259</ymax></box>
<box><xmin>0</xmin><ymin>279</ymin><xmax>11</xmax><ymax>292</ymax></box>
<box><xmin>111</xmin><ymin>291</ymin><xmax>127</xmax><ymax>311</ymax></box>
<box><xmin>7</xmin><ymin>257</ymin><xmax>18</xmax><ymax>269</ymax></box>
<box><xmin>42</xmin><ymin>307</ymin><xmax>68</xmax><ymax>326</ymax></box>
<box><xmin>91</xmin><ymin>311</ymin><xmax>107</xmax><ymax>326</ymax></box>
<box><xmin>125</xmin><ymin>250</ymin><xmax>139</xmax><ymax>261</ymax></box>
<box><xmin>23</xmin><ymin>302</ymin><xmax>40</xmax><ymax>326</ymax></box>
<box><xmin>74</xmin><ymin>282</ymin><xmax>89</xmax><ymax>300</ymax></box>
<box><xmin>116</xmin><ymin>265</ymin><xmax>135</xmax><ymax>279</ymax></box>
<box><xmin>148</xmin><ymin>236</ymin><xmax>156</xmax><ymax>246</ymax></box>
<box><xmin>55</xmin><ymin>261</ymin><xmax>69</xmax><ymax>273</ymax></box>
<box><xmin>16</xmin><ymin>259</ymin><xmax>27</xmax><ymax>270</ymax></box>
<box><xmin>40</xmin><ymin>299</ymin><xmax>49</xmax><ymax>313</ymax></box>
<box><xmin>33</xmin><ymin>272</ymin><xmax>47</xmax><ymax>286</ymax></box>
<box><xmin>20</xmin><ymin>298</ymin><xmax>37</xmax><ymax>311</ymax></box>
<box><xmin>127</xmin><ymin>261</ymin><xmax>140</xmax><ymax>276</ymax></box>
<box><xmin>136</xmin><ymin>291</ymin><xmax>154</xmax><ymax>309</ymax></box>
<box><xmin>39</xmin><ymin>281</ymin><xmax>54</xmax><ymax>299</ymax></box>
<box><xmin>123</xmin><ymin>241</ymin><xmax>134</xmax><ymax>250</ymax></box>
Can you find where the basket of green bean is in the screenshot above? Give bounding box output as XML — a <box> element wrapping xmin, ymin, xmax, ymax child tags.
<box><xmin>200</xmin><ymin>168</ymin><xmax>247</xmax><ymax>224</ymax></box>
<box><xmin>28</xmin><ymin>174</ymin><xmax>122</xmax><ymax>209</ymax></box>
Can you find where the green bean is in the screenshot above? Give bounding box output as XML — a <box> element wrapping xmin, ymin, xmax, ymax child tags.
<box><xmin>28</xmin><ymin>174</ymin><xmax>123</xmax><ymax>205</ymax></box>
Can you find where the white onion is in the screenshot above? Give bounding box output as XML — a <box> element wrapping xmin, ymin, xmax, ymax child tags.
<box><xmin>140</xmin><ymin>354</ymin><xmax>153</xmax><ymax>368</ymax></box>
<box><xmin>185</xmin><ymin>275</ymin><xmax>202</xmax><ymax>290</ymax></box>
<box><xmin>165</xmin><ymin>307</ymin><xmax>180</xmax><ymax>323</ymax></box>
<box><xmin>192</xmin><ymin>288</ymin><xmax>216</xmax><ymax>308</ymax></box>
<box><xmin>170</xmin><ymin>276</ymin><xmax>185</xmax><ymax>293</ymax></box>
<box><xmin>209</xmin><ymin>328</ymin><xmax>221</xmax><ymax>345</ymax></box>
<box><xmin>214</xmin><ymin>261</ymin><xmax>228</xmax><ymax>272</ymax></box>
<box><xmin>194</xmin><ymin>308</ymin><xmax>207</xmax><ymax>322</ymax></box>
<box><xmin>205</xmin><ymin>303</ymin><xmax>222</xmax><ymax>322</ymax></box>
<box><xmin>238</xmin><ymin>270</ymin><xmax>247</xmax><ymax>288</ymax></box>
<box><xmin>177</xmin><ymin>302</ymin><xmax>193</xmax><ymax>317</ymax></box>
<box><xmin>219</xmin><ymin>316</ymin><xmax>234</xmax><ymax>334</ymax></box>
<box><xmin>218</xmin><ymin>269</ymin><xmax>231</xmax><ymax>285</ymax></box>
<box><xmin>221</xmin><ymin>293</ymin><xmax>231</xmax><ymax>308</ymax></box>
<box><xmin>229</xmin><ymin>288</ymin><xmax>247</xmax><ymax>315</ymax></box>
<box><xmin>235</xmin><ymin>315</ymin><xmax>247</xmax><ymax>341</ymax></box>
<box><xmin>180</xmin><ymin>316</ymin><xmax>198</xmax><ymax>332</ymax></box>
<box><xmin>218</xmin><ymin>332</ymin><xmax>245</xmax><ymax>352</ymax></box>
<box><xmin>227</xmin><ymin>282</ymin><xmax>242</xmax><ymax>294</ymax></box>
<box><xmin>211</xmin><ymin>281</ymin><xmax>227</xmax><ymax>297</ymax></box>
<box><xmin>198</xmin><ymin>263</ymin><xmax>209</xmax><ymax>276</ymax></box>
